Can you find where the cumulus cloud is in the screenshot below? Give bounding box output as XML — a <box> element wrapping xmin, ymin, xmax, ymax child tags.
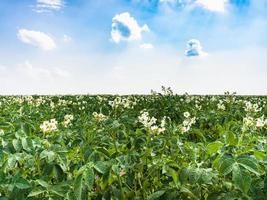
<box><xmin>111</xmin><ymin>12</ymin><xmax>150</xmax><ymax>43</ymax></box>
<box><xmin>185</xmin><ymin>39</ymin><xmax>207</xmax><ymax>57</ymax></box>
<box><xmin>17</xmin><ymin>29</ymin><xmax>56</xmax><ymax>51</ymax></box>
<box><xmin>140</xmin><ymin>43</ymin><xmax>154</xmax><ymax>49</ymax></box>
<box><xmin>195</xmin><ymin>0</ymin><xmax>228</xmax><ymax>12</ymax></box>
<box><xmin>35</xmin><ymin>0</ymin><xmax>64</xmax><ymax>12</ymax></box>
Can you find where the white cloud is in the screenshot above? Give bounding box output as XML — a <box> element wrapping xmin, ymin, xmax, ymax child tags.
<box><xmin>195</xmin><ymin>0</ymin><xmax>228</xmax><ymax>12</ymax></box>
<box><xmin>62</xmin><ymin>34</ymin><xmax>72</xmax><ymax>43</ymax></box>
<box><xmin>18</xmin><ymin>61</ymin><xmax>70</xmax><ymax>80</ymax></box>
<box><xmin>0</xmin><ymin>47</ymin><xmax>266</xmax><ymax>95</ymax></box>
<box><xmin>17</xmin><ymin>29</ymin><xmax>56</xmax><ymax>51</ymax></box>
<box><xmin>53</xmin><ymin>68</ymin><xmax>70</xmax><ymax>78</ymax></box>
<box><xmin>159</xmin><ymin>0</ymin><xmax>228</xmax><ymax>12</ymax></box>
<box><xmin>19</xmin><ymin>61</ymin><xmax>52</xmax><ymax>79</ymax></box>
<box><xmin>140</xmin><ymin>43</ymin><xmax>154</xmax><ymax>49</ymax></box>
<box><xmin>104</xmin><ymin>47</ymin><xmax>267</xmax><ymax>95</ymax></box>
<box><xmin>0</xmin><ymin>65</ymin><xmax>7</xmax><ymax>71</ymax></box>
<box><xmin>185</xmin><ymin>39</ymin><xmax>207</xmax><ymax>57</ymax></box>
<box><xmin>111</xmin><ymin>12</ymin><xmax>150</xmax><ymax>43</ymax></box>
<box><xmin>159</xmin><ymin>0</ymin><xmax>176</xmax><ymax>3</ymax></box>
<box><xmin>35</xmin><ymin>0</ymin><xmax>64</xmax><ymax>12</ymax></box>
<box><xmin>159</xmin><ymin>0</ymin><xmax>188</xmax><ymax>5</ymax></box>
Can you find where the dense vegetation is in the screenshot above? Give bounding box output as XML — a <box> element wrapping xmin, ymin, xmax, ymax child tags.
<box><xmin>0</xmin><ymin>89</ymin><xmax>266</xmax><ymax>199</ymax></box>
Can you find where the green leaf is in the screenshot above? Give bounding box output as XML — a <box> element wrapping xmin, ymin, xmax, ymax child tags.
<box><xmin>12</xmin><ymin>139</ymin><xmax>21</xmax><ymax>151</ymax></box>
<box><xmin>21</xmin><ymin>137</ymin><xmax>30</xmax><ymax>151</ymax></box>
<box><xmin>254</xmin><ymin>151</ymin><xmax>265</xmax><ymax>161</ymax></box>
<box><xmin>207</xmin><ymin>141</ymin><xmax>224</xmax><ymax>155</ymax></box>
<box><xmin>7</xmin><ymin>155</ymin><xmax>17</xmax><ymax>168</ymax></box>
<box><xmin>74</xmin><ymin>174</ymin><xmax>83</xmax><ymax>200</ymax></box>
<box><xmin>36</xmin><ymin>179</ymin><xmax>50</xmax><ymax>188</ymax></box>
<box><xmin>15</xmin><ymin>177</ymin><xmax>31</xmax><ymax>189</ymax></box>
<box><xmin>218</xmin><ymin>156</ymin><xmax>235</xmax><ymax>176</ymax></box>
<box><xmin>0</xmin><ymin>197</ymin><xmax>9</xmax><ymax>200</ymax></box>
<box><xmin>237</xmin><ymin>156</ymin><xmax>259</xmax><ymax>176</ymax></box>
<box><xmin>50</xmin><ymin>188</ymin><xmax>65</xmax><ymax>197</ymax></box>
<box><xmin>226</xmin><ymin>131</ymin><xmax>238</xmax><ymax>146</ymax></box>
<box><xmin>167</xmin><ymin>167</ymin><xmax>179</xmax><ymax>187</ymax></box>
<box><xmin>200</xmin><ymin>168</ymin><xmax>214</xmax><ymax>184</ymax></box>
<box><xmin>84</xmin><ymin>167</ymin><xmax>94</xmax><ymax>190</ymax></box>
<box><xmin>232</xmin><ymin>165</ymin><xmax>251</xmax><ymax>194</ymax></box>
<box><xmin>180</xmin><ymin>186</ymin><xmax>198</xmax><ymax>200</ymax></box>
<box><xmin>40</xmin><ymin>150</ymin><xmax>56</xmax><ymax>163</ymax></box>
<box><xmin>94</xmin><ymin>161</ymin><xmax>110</xmax><ymax>174</ymax></box>
<box><xmin>27</xmin><ymin>189</ymin><xmax>46</xmax><ymax>197</ymax></box>
<box><xmin>147</xmin><ymin>190</ymin><xmax>165</xmax><ymax>200</ymax></box>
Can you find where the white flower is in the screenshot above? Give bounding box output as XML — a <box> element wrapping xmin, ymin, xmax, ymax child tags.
<box><xmin>181</xmin><ymin>126</ymin><xmax>190</xmax><ymax>133</ymax></box>
<box><xmin>160</xmin><ymin>116</ymin><xmax>167</xmax><ymax>128</ymax></box>
<box><xmin>138</xmin><ymin>111</ymin><xmax>153</xmax><ymax>128</ymax></box>
<box><xmin>243</xmin><ymin>116</ymin><xmax>254</xmax><ymax>128</ymax></box>
<box><xmin>150</xmin><ymin>125</ymin><xmax>165</xmax><ymax>134</ymax></box>
<box><xmin>255</xmin><ymin>116</ymin><xmax>265</xmax><ymax>128</ymax></box>
<box><xmin>40</xmin><ymin>119</ymin><xmax>58</xmax><ymax>133</ymax></box>
<box><xmin>183</xmin><ymin>112</ymin><xmax>190</xmax><ymax>118</ymax></box>
<box><xmin>181</xmin><ymin>113</ymin><xmax>196</xmax><ymax>133</ymax></box>
<box><xmin>109</xmin><ymin>97</ymin><xmax>136</xmax><ymax>109</ymax></box>
<box><xmin>63</xmin><ymin>114</ymin><xmax>74</xmax><ymax>127</ymax></box>
<box><xmin>217</xmin><ymin>100</ymin><xmax>225</xmax><ymax>111</ymax></box>
<box><xmin>92</xmin><ymin>112</ymin><xmax>108</xmax><ymax>122</ymax></box>
<box><xmin>244</xmin><ymin>101</ymin><xmax>261</xmax><ymax>113</ymax></box>
<box><xmin>183</xmin><ymin>120</ymin><xmax>190</xmax><ymax>127</ymax></box>
<box><xmin>50</xmin><ymin>101</ymin><xmax>55</xmax><ymax>109</ymax></box>
<box><xmin>138</xmin><ymin>111</ymin><xmax>166</xmax><ymax>134</ymax></box>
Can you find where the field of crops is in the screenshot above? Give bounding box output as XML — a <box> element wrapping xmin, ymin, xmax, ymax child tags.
<box><xmin>0</xmin><ymin>89</ymin><xmax>266</xmax><ymax>200</ymax></box>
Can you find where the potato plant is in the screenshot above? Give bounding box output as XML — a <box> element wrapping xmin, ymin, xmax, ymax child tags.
<box><xmin>0</xmin><ymin>90</ymin><xmax>266</xmax><ymax>200</ymax></box>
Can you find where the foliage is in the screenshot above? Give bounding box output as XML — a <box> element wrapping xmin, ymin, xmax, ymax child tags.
<box><xmin>0</xmin><ymin>91</ymin><xmax>266</xmax><ymax>199</ymax></box>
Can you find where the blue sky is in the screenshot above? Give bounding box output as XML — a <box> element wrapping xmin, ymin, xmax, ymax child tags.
<box><xmin>0</xmin><ymin>0</ymin><xmax>267</xmax><ymax>94</ymax></box>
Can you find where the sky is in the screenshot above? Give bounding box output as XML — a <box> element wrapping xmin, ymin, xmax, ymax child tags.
<box><xmin>0</xmin><ymin>0</ymin><xmax>267</xmax><ymax>95</ymax></box>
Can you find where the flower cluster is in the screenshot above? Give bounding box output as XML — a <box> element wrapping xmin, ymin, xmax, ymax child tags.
<box><xmin>243</xmin><ymin>115</ymin><xmax>267</xmax><ymax>131</ymax></box>
<box><xmin>58</xmin><ymin>99</ymin><xmax>68</xmax><ymax>106</ymax></box>
<box><xmin>217</xmin><ymin>100</ymin><xmax>225</xmax><ymax>111</ymax></box>
<box><xmin>109</xmin><ymin>97</ymin><xmax>137</xmax><ymax>109</ymax></box>
<box><xmin>92</xmin><ymin>112</ymin><xmax>108</xmax><ymax>122</ymax></box>
<box><xmin>243</xmin><ymin>116</ymin><xmax>254</xmax><ymax>128</ymax></box>
<box><xmin>181</xmin><ymin>112</ymin><xmax>196</xmax><ymax>133</ymax></box>
<box><xmin>195</xmin><ymin>100</ymin><xmax>202</xmax><ymax>110</ymax></box>
<box><xmin>35</xmin><ymin>97</ymin><xmax>46</xmax><ymax>107</ymax></box>
<box><xmin>138</xmin><ymin>111</ymin><xmax>157</xmax><ymax>128</ymax></box>
<box><xmin>63</xmin><ymin>114</ymin><xmax>74</xmax><ymax>127</ymax></box>
<box><xmin>138</xmin><ymin>111</ymin><xmax>166</xmax><ymax>134</ymax></box>
<box><xmin>21</xmin><ymin>96</ymin><xmax>47</xmax><ymax>107</ymax></box>
<box><xmin>244</xmin><ymin>101</ymin><xmax>261</xmax><ymax>113</ymax></box>
<box><xmin>256</xmin><ymin>116</ymin><xmax>266</xmax><ymax>128</ymax></box>
<box><xmin>13</xmin><ymin>97</ymin><xmax>24</xmax><ymax>104</ymax></box>
<box><xmin>50</xmin><ymin>101</ymin><xmax>55</xmax><ymax>109</ymax></box>
<box><xmin>40</xmin><ymin>119</ymin><xmax>58</xmax><ymax>133</ymax></box>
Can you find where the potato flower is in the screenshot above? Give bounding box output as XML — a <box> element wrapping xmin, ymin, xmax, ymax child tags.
<box><xmin>40</xmin><ymin>119</ymin><xmax>58</xmax><ymax>133</ymax></box>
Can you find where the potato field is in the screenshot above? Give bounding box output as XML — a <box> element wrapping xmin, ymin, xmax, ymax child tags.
<box><xmin>0</xmin><ymin>90</ymin><xmax>266</xmax><ymax>200</ymax></box>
